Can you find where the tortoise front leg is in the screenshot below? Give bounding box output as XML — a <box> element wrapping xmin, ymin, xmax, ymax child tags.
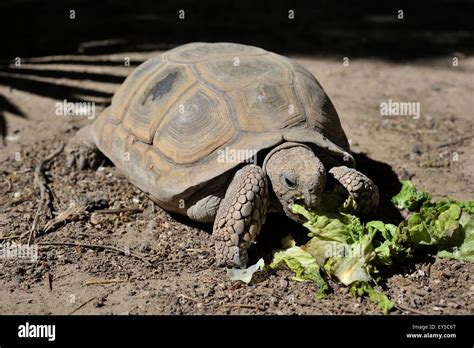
<box><xmin>213</xmin><ymin>165</ymin><xmax>269</xmax><ymax>268</ymax></box>
<box><xmin>329</xmin><ymin>166</ymin><xmax>379</xmax><ymax>215</ymax></box>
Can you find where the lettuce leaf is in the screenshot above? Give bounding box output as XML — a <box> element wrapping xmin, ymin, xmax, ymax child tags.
<box><xmin>271</xmin><ymin>180</ymin><xmax>473</xmax><ymax>314</ymax></box>
<box><xmin>350</xmin><ymin>281</ymin><xmax>394</xmax><ymax>314</ymax></box>
<box><xmin>270</xmin><ymin>246</ymin><xmax>329</xmax><ymax>299</ymax></box>
<box><xmin>227</xmin><ymin>258</ymin><xmax>265</xmax><ymax>284</ymax></box>
<box><xmin>437</xmin><ymin>211</ymin><xmax>474</xmax><ymax>262</ymax></box>
<box><xmin>391</xmin><ymin>180</ymin><xmax>431</xmax><ymax>210</ymax></box>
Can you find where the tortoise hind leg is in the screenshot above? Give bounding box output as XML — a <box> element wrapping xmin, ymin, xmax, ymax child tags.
<box><xmin>65</xmin><ymin>125</ymin><xmax>104</xmax><ymax>170</ymax></box>
<box><xmin>213</xmin><ymin>165</ymin><xmax>269</xmax><ymax>268</ymax></box>
<box><xmin>186</xmin><ymin>193</ymin><xmax>223</xmax><ymax>223</ymax></box>
<box><xmin>328</xmin><ymin>166</ymin><xmax>379</xmax><ymax>215</ymax></box>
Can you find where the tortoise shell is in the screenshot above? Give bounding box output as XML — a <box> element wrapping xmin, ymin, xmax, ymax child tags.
<box><xmin>91</xmin><ymin>42</ymin><xmax>353</xmax><ymax>213</ymax></box>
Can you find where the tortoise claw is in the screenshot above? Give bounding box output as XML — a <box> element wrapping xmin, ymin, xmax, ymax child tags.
<box><xmin>329</xmin><ymin>166</ymin><xmax>379</xmax><ymax>215</ymax></box>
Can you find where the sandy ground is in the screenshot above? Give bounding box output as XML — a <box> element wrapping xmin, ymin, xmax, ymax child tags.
<box><xmin>0</xmin><ymin>51</ymin><xmax>473</xmax><ymax>315</ymax></box>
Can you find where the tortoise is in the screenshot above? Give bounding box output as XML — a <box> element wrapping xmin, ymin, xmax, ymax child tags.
<box><xmin>65</xmin><ymin>42</ymin><xmax>379</xmax><ymax>268</ymax></box>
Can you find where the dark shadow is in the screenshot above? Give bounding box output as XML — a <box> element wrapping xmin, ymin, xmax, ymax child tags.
<box><xmin>1</xmin><ymin>1</ymin><xmax>470</xmax><ymax>142</ymax></box>
<box><xmin>0</xmin><ymin>94</ymin><xmax>26</xmax><ymax>118</ymax></box>
<box><xmin>0</xmin><ymin>67</ymin><xmax>127</xmax><ymax>84</ymax></box>
<box><xmin>0</xmin><ymin>63</ymin><xmax>115</xmax><ymax>140</ymax></box>
<box><xmin>0</xmin><ymin>58</ymin><xmax>143</xmax><ymax>67</ymax></box>
<box><xmin>0</xmin><ymin>1</ymin><xmax>471</xmax><ymax>147</ymax></box>
<box><xmin>377</xmin><ymin>252</ymin><xmax>437</xmax><ymax>291</ymax></box>
<box><xmin>0</xmin><ymin>73</ymin><xmax>113</xmax><ymax>102</ymax></box>
<box><xmin>0</xmin><ymin>94</ymin><xmax>26</xmax><ymax>145</ymax></box>
<box><xmin>0</xmin><ymin>54</ymin><xmax>142</xmax><ymax>140</ymax></box>
<box><xmin>0</xmin><ymin>0</ymin><xmax>473</xmax><ymax>60</ymax></box>
<box><xmin>168</xmin><ymin>212</ymin><xmax>213</xmax><ymax>234</ymax></box>
<box><xmin>353</xmin><ymin>152</ymin><xmax>404</xmax><ymax>225</ymax></box>
<box><xmin>249</xmin><ymin>213</ymin><xmax>311</xmax><ymax>265</ymax></box>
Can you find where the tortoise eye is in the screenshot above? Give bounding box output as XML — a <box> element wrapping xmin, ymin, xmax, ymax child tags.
<box><xmin>282</xmin><ymin>173</ymin><xmax>297</xmax><ymax>189</ymax></box>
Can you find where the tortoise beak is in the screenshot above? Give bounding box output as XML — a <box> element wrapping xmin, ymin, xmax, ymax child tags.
<box><xmin>304</xmin><ymin>189</ymin><xmax>319</xmax><ymax>209</ymax></box>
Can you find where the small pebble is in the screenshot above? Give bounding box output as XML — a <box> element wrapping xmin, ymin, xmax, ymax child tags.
<box><xmin>279</xmin><ymin>279</ymin><xmax>288</xmax><ymax>290</ymax></box>
<box><xmin>93</xmin><ymin>296</ymin><xmax>106</xmax><ymax>308</ymax></box>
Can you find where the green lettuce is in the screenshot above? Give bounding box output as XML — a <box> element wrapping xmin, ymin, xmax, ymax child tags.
<box><xmin>350</xmin><ymin>281</ymin><xmax>394</xmax><ymax>314</ymax></box>
<box><xmin>271</xmin><ymin>180</ymin><xmax>473</xmax><ymax>313</ymax></box>
<box><xmin>271</xmin><ymin>246</ymin><xmax>329</xmax><ymax>299</ymax></box>
<box><xmin>391</xmin><ymin>180</ymin><xmax>431</xmax><ymax>210</ymax></box>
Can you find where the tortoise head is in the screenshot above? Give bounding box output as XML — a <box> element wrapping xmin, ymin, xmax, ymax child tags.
<box><xmin>263</xmin><ymin>142</ymin><xmax>326</xmax><ymax>221</ymax></box>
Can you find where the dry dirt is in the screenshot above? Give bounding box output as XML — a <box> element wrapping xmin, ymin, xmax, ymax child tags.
<box><xmin>0</xmin><ymin>51</ymin><xmax>473</xmax><ymax>315</ymax></box>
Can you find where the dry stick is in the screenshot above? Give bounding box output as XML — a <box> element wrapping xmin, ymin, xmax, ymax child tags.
<box><xmin>37</xmin><ymin>241</ymin><xmax>152</xmax><ymax>265</ymax></box>
<box><xmin>83</xmin><ymin>279</ymin><xmax>127</xmax><ymax>286</ymax></box>
<box><xmin>395</xmin><ymin>304</ymin><xmax>428</xmax><ymax>315</ymax></box>
<box><xmin>43</xmin><ymin>203</ymin><xmax>89</xmax><ymax>233</ymax></box>
<box><xmin>27</xmin><ymin>144</ymin><xmax>65</xmax><ymax>245</ymax></box>
<box><xmin>45</xmin><ymin>272</ymin><xmax>53</xmax><ymax>291</ymax></box>
<box><xmin>1</xmin><ymin>178</ymin><xmax>12</xmax><ymax>192</ymax></box>
<box><xmin>42</xmin><ymin>206</ymin><xmax>141</xmax><ymax>233</ymax></box>
<box><xmin>0</xmin><ymin>235</ymin><xmax>20</xmax><ymax>240</ymax></box>
<box><xmin>437</xmin><ymin>135</ymin><xmax>474</xmax><ymax>148</ymax></box>
<box><xmin>224</xmin><ymin>304</ymin><xmax>259</xmax><ymax>310</ymax></box>
<box><xmin>178</xmin><ymin>294</ymin><xmax>198</xmax><ymax>302</ymax></box>
<box><xmin>16</xmin><ymin>168</ymin><xmax>33</xmax><ymax>174</ymax></box>
<box><xmin>11</xmin><ymin>194</ymin><xmax>34</xmax><ymax>206</ymax></box>
<box><xmin>93</xmin><ymin>207</ymin><xmax>143</xmax><ymax>214</ymax></box>
<box><xmin>69</xmin><ymin>296</ymin><xmax>96</xmax><ymax>315</ymax></box>
<box><xmin>1</xmin><ymin>168</ymin><xmax>33</xmax><ymax>176</ymax></box>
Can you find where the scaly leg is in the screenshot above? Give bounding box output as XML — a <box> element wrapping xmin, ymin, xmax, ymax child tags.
<box><xmin>213</xmin><ymin>165</ymin><xmax>269</xmax><ymax>268</ymax></box>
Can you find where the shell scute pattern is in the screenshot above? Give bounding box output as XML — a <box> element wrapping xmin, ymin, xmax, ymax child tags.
<box><xmin>93</xmin><ymin>43</ymin><xmax>351</xmax><ymax>210</ymax></box>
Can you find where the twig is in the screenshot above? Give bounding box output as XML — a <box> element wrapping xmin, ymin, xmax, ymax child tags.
<box><xmin>0</xmin><ymin>235</ymin><xmax>20</xmax><ymax>240</ymax></box>
<box><xmin>45</xmin><ymin>272</ymin><xmax>53</xmax><ymax>291</ymax></box>
<box><xmin>178</xmin><ymin>294</ymin><xmax>198</xmax><ymax>302</ymax></box>
<box><xmin>17</xmin><ymin>168</ymin><xmax>33</xmax><ymax>174</ymax></box>
<box><xmin>37</xmin><ymin>241</ymin><xmax>152</xmax><ymax>265</ymax></box>
<box><xmin>27</xmin><ymin>144</ymin><xmax>64</xmax><ymax>245</ymax></box>
<box><xmin>224</xmin><ymin>304</ymin><xmax>259</xmax><ymax>310</ymax></box>
<box><xmin>11</xmin><ymin>194</ymin><xmax>34</xmax><ymax>205</ymax></box>
<box><xmin>42</xmin><ymin>205</ymin><xmax>141</xmax><ymax>234</ymax></box>
<box><xmin>83</xmin><ymin>278</ymin><xmax>127</xmax><ymax>286</ymax></box>
<box><xmin>437</xmin><ymin>135</ymin><xmax>474</xmax><ymax>148</ymax></box>
<box><xmin>2</xmin><ymin>168</ymin><xmax>33</xmax><ymax>176</ymax></box>
<box><xmin>93</xmin><ymin>207</ymin><xmax>143</xmax><ymax>214</ymax></box>
<box><xmin>1</xmin><ymin>178</ymin><xmax>12</xmax><ymax>192</ymax></box>
<box><xmin>43</xmin><ymin>203</ymin><xmax>89</xmax><ymax>233</ymax></box>
<box><xmin>395</xmin><ymin>304</ymin><xmax>428</xmax><ymax>315</ymax></box>
<box><xmin>69</xmin><ymin>296</ymin><xmax>96</xmax><ymax>315</ymax></box>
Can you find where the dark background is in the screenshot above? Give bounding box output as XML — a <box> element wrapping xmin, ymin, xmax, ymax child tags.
<box><xmin>0</xmin><ymin>0</ymin><xmax>473</xmax><ymax>60</ymax></box>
